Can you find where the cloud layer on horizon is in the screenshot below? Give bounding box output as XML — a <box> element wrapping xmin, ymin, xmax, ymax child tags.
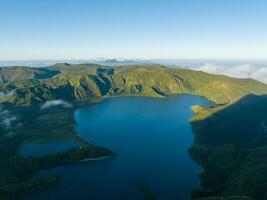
<box><xmin>192</xmin><ymin>64</ymin><xmax>267</xmax><ymax>84</ymax></box>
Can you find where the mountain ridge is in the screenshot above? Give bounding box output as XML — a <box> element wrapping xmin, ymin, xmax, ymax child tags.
<box><xmin>1</xmin><ymin>64</ymin><xmax>267</xmax><ymax>106</ymax></box>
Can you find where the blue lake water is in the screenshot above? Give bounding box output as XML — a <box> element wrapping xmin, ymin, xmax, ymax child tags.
<box><xmin>28</xmin><ymin>95</ymin><xmax>212</xmax><ymax>200</ymax></box>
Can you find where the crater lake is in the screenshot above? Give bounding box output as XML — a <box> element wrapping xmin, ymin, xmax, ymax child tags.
<box><xmin>27</xmin><ymin>95</ymin><xmax>213</xmax><ymax>200</ymax></box>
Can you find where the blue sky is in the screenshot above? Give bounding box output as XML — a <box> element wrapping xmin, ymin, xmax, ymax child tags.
<box><xmin>0</xmin><ymin>0</ymin><xmax>267</xmax><ymax>60</ymax></box>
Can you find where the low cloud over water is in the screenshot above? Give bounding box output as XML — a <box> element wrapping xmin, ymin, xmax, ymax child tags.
<box><xmin>0</xmin><ymin>106</ymin><xmax>17</xmax><ymax>128</ymax></box>
<box><xmin>41</xmin><ymin>100</ymin><xmax>72</xmax><ymax>110</ymax></box>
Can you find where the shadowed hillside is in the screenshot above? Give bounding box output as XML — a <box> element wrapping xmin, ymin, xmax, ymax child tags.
<box><xmin>190</xmin><ymin>94</ymin><xmax>267</xmax><ymax>200</ymax></box>
<box><xmin>0</xmin><ymin>67</ymin><xmax>59</xmax><ymax>84</ymax></box>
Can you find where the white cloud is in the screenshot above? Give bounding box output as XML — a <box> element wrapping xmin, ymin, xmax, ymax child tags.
<box><xmin>4</xmin><ymin>132</ymin><xmax>16</xmax><ymax>138</ymax></box>
<box><xmin>0</xmin><ymin>105</ymin><xmax>17</xmax><ymax>128</ymax></box>
<box><xmin>0</xmin><ymin>90</ymin><xmax>15</xmax><ymax>98</ymax></box>
<box><xmin>41</xmin><ymin>100</ymin><xmax>72</xmax><ymax>110</ymax></box>
<box><xmin>0</xmin><ymin>110</ymin><xmax>9</xmax><ymax>116</ymax></box>
<box><xmin>2</xmin><ymin>116</ymin><xmax>16</xmax><ymax>127</ymax></box>
<box><xmin>192</xmin><ymin>64</ymin><xmax>267</xmax><ymax>84</ymax></box>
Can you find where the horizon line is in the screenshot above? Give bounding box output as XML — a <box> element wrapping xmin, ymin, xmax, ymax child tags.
<box><xmin>1</xmin><ymin>58</ymin><xmax>267</xmax><ymax>61</ymax></box>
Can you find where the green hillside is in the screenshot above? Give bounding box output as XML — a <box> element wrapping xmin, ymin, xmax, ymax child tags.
<box><xmin>1</xmin><ymin>64</ymin><xmax>267</xmax><ymax>105</ymax></box>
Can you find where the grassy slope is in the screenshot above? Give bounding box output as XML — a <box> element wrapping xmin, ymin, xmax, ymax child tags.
<box><xmin>1</xmin><ymin>64</ymin><xmax>267</xmax><ymax>105</ymax></box>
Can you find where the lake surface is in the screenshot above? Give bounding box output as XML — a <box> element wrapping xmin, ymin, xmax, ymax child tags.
<box><xmin>29</xmin><ymin>95</ymin><xmax>212</xmax><ymax>200</ymax></box>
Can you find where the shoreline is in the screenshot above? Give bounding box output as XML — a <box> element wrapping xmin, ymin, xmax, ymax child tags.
<box><xmin>79</xmin><ymin>155</ymin><xmax>115</xmax><ymax>162</ymax></box>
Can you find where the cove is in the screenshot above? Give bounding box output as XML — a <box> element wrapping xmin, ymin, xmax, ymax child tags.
<box><xmin>29</xmin><ymin>95</ymin><xmax>212</xmax><ymax>200</ymax></box>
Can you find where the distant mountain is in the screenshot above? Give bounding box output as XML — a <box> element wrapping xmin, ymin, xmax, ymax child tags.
<box><xmin>0</xmin><ymin>59</ymin><xmax>152</xmax><ymax>68</ymax></box>
<box><xmin>90</xmin><ymin>58</ymin><xmax>152</xmax><ymax>66</ymax></box>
